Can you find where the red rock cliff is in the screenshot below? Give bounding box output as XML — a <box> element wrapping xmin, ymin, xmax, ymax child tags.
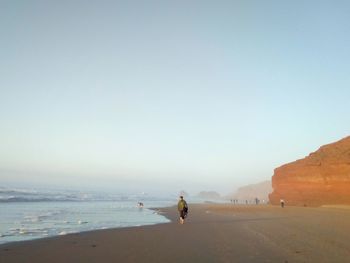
<box><xmin>269</xmin><ymin>136</ymin><xmax>350</xmax><ymax>206</ymax></box>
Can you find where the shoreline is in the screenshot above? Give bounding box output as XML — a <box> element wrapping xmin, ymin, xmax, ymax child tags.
<box><xmin>0</xmin><ymin>205</ymin><xmax>174</xmax><ymax>248</ymax></box>
<box><xmin>1</xmin><ymin>204</ymin><xmax>350</xmax><ymax>262</ymax></box>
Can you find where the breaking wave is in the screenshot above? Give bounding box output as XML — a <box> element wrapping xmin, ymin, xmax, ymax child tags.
<box><xmin>0</xmin><ymin>187</ymin><xmax>152</xmax><ymax>203</ymax></box>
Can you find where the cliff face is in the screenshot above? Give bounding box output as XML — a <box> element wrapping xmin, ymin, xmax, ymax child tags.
<box><xmin>269</xmin><ymin>136</ymin><xmax>350</xmax><ymax>206</ymax></box>
<box><xmin>229</xmin><ymin>180</ymin><xmax>272</xmax><ymax>202</ymax></box>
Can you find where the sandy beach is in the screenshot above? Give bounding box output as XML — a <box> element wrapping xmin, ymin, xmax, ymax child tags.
<box><xmin>1</xmin><ymin>204</ymin><xmax>350</xmax><ymax>263</ymax></box>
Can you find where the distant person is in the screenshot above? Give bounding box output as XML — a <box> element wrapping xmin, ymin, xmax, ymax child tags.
<box><xmin>280</xmin><ymin>199</ymin><xmax>285</xmax><ymax>208</ymax></box>
<box><xmin>138</xmin><ymin>202</ymin><xmax>144</xmax><ymax>208</ymax></box>
<box><xmin>177</xmin><ymin>196</ymin><xmax>188</xmax><ymax>224</ymax></box>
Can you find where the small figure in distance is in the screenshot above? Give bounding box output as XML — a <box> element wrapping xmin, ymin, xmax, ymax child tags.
<box><xmin>138</xmin><ymin>202</ymin><xmax>144</xmax><ymax>208</ymax></box>
<box><xmin>178</xmin><ymin>196</ymin><xmax>188</xmax><ymax>224</ymax></box>
<box><xmin>255</xmin><ymin>197</ymin><xmax>259</xmax><ymax>205</ymax></box>
<box><xmin>280</xmin><ymin>199</ymin><xmax>285</xmax><ymax>208</ymax></box>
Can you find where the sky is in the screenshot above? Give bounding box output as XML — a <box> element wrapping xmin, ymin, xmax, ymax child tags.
<box><xmin>1</xmin><ymin>0</ymin><xmax>350</xmax><ymax>195</ymax></box>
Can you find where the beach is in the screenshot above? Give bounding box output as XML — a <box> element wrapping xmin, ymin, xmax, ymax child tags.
<box><xmin>1</xmin><ymin>204</ymin><xmax>350</xmax><ymax>263</ymax></box>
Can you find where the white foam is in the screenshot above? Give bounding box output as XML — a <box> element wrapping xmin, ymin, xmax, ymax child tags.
<box><xmin>24</xmin><ymin>215</ymin><xmax>41</xmax><ymax>223</ymax></box>
<box><xmin>0</xmin><ymin>191</ymin><xmax>174</xmax><ymax>245</ymax></box>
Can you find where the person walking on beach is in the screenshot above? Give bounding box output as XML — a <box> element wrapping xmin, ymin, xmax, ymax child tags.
<box><xmin>178</xmin><ymin>196</ymin><xmax>188</xmax><ymax>224</ymax></box>
<box><xmin>280</xmin><ymin>199</ymin><xmax>285</xmax><ymax>208</ymax></box>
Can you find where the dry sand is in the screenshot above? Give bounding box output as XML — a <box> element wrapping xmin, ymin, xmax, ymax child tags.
<box><xmin>1</xmin><ymin>204</ymin><xmax>350</xmax><ymax>263</ymax></box>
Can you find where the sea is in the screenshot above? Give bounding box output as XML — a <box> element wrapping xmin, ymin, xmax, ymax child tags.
<box><xmin>0</xmin><ymin>187</ymin><xmax>178</xmax><ymax>245</ymax></box>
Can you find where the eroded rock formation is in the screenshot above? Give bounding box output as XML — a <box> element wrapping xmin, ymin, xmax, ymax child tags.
<box><xmin>269</xmin><ymin>136</ymin><xmax>350</xmax><ymax>206</ymax></box>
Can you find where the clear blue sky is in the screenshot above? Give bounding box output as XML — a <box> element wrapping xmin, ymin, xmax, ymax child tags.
<box><xmin>1</xmin><ymin>0</ymin><xmax>349</xmax><ymax>194</ymax></box>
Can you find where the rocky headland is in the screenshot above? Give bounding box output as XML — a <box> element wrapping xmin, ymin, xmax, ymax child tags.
<box><xmin>269</xmin><ymin>136</ymin><xmax>350</xmax><ymax>206</ymax></box>
<box><xmin>229</xmin><ymin>180</ymin><xmax>272</xmax><ymax>203</ymax></box>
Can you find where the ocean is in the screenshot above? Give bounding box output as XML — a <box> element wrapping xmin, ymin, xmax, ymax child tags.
<box><xmin>0</xmin><ymin>187</ymin><xmax>174</xmax><ymax>245</ymax></box>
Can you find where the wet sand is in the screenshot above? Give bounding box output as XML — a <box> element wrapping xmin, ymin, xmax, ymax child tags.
<box><xmin>1</xmin><ymin>204</ymin><xmax>350</xmax><ymax>263</ymax></box>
